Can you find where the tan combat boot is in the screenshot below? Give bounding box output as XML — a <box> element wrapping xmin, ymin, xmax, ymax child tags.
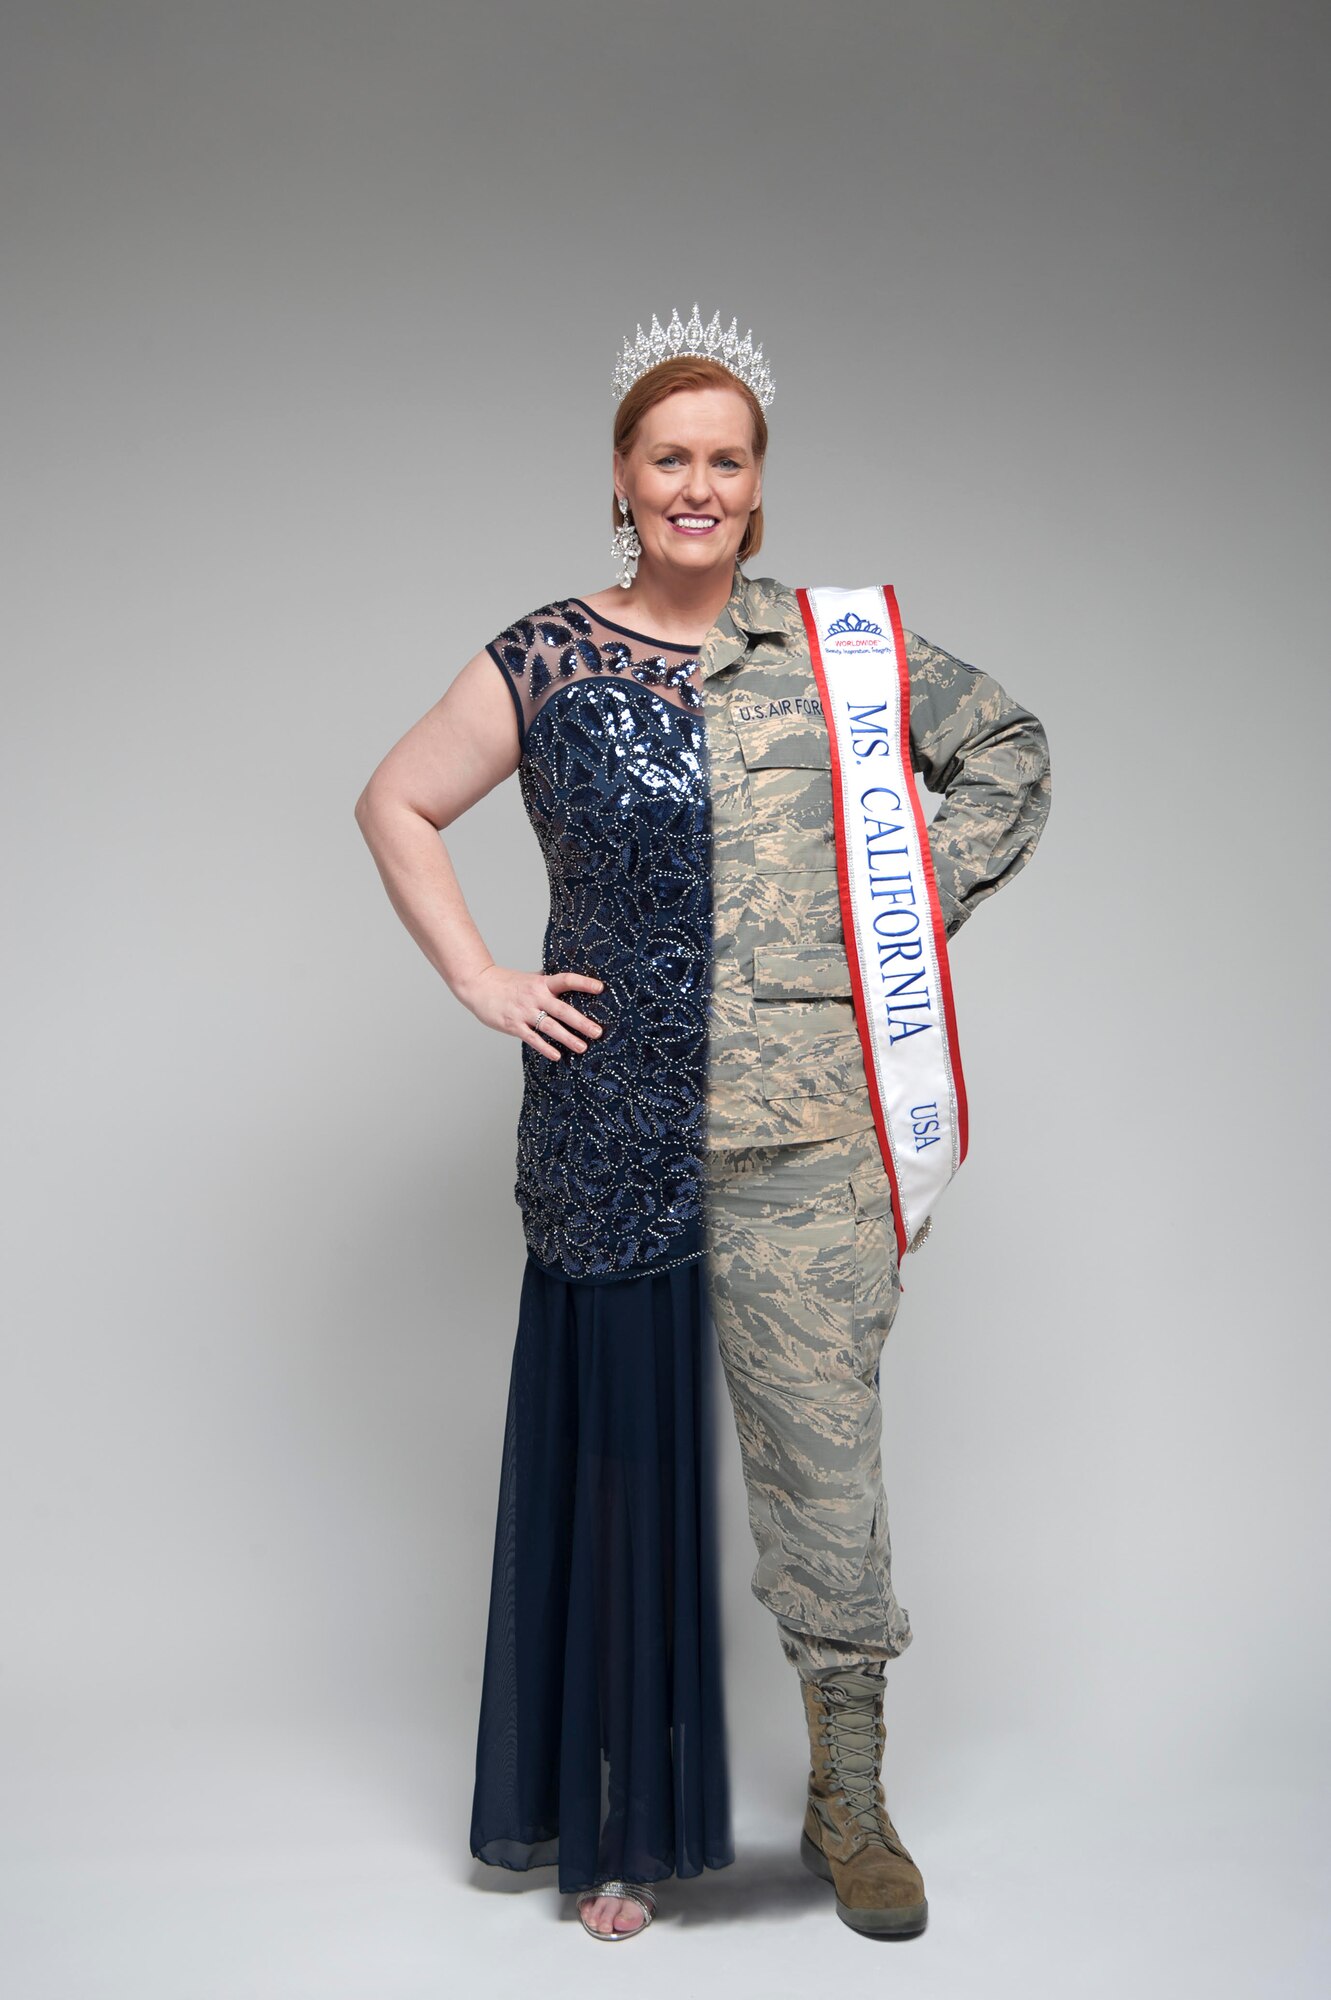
<box><xmin>799</xmin><ymin>1662</ymin><xmax>928</xmax><ymax>1937</ymax></box>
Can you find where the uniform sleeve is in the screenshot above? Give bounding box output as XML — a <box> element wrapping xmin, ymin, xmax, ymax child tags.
<box><xmin>904</xmin><ymin>629</ymin><xmax>1052</xmax><ymax>940</ymax></box>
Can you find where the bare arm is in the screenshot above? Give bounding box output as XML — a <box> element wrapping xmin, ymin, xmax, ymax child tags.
<box><xmin>353</xmin><ymin>648</ymin><xmax>604</xmax><ymax>1062</ymax></box>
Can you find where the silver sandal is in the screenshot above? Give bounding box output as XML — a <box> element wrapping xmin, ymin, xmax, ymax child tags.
<box><xmin>576</xmin><ymin>1879</ymin><xmax>658</xmax><ymax>1940</ymax></box>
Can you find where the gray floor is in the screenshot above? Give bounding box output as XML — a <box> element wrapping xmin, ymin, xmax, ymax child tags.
<box><xmin>3</xmin><ymin>1718</ymin><xmax>1323</xmax><ymax>2000</ymax></box>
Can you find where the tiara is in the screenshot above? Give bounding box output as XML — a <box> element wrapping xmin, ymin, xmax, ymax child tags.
<box><xmin>611</xmin><ymin>302</ymin><xmax>775</xmax><ymax>409</ymax></box>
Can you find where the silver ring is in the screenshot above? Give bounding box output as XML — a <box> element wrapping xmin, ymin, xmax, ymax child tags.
<box><xmin>532</xmin><ymin>1008</ymin><xmax>547</xmax><ymax>1028</ymax></box>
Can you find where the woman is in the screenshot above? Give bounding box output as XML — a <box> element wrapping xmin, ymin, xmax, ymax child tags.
<box><xmin>352</xmin><ymin>307</ymin><xmax>769</xmax><ymax>1938</ymax></box>
<box><xmin>357</xmin><ymin>305</ymin><xmax>1052</xmax><ymax>1944</ymax></box>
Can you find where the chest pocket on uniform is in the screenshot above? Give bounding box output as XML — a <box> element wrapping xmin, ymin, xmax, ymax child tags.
<box><xmin>730</xmin><ymin>694</ymin><xmax>836</xmax><ymax>873</ymax></box>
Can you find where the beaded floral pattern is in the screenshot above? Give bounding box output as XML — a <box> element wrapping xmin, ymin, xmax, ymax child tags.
<box><xmin>486</xmin><ymin>599</ymin><xmax>711</xmax><ymax>1280</ymax></box>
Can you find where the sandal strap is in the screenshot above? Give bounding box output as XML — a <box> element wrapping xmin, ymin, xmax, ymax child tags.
<box><xmin>580</xmin><ymin>1878</ymin><xmax>656</xmax><ymax>1911</ymax></box>
<box><xmin>576</xmin><ymin>1879</ymin><xmax>657</xmax><ymax>1932</ymax></box>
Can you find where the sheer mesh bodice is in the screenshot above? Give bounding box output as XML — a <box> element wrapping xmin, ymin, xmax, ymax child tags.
<box><xmin>486</xmin><ymin>597</ymin><xmax>712</xmax><ymax>1281</ymax></box>
<box><xmin>488</xmin><ymin>596</ymin><xmax>704</xmax><ymax>745</ymax></box>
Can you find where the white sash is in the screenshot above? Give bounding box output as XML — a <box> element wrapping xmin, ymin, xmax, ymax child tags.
<box><xmin>796</xmin><ymin>585</ymin><xmax>968</xmax><ymax>1259</ymax></box>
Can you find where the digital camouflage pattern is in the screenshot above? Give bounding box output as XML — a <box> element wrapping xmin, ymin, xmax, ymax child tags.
<box><xmin>703</xmin><ymin>1126</ymin><xmax>914</xmax><ymax>1677</ymax></box>
<box><xmin>699</xmin><ymin>568</ymin><xmax>1052</xmax><ymax>1148</ymax></box>
<box><xmin>699</xmin><ymin>568</ymin><xmax>1051</xmax><ymax>1676</ymax></box>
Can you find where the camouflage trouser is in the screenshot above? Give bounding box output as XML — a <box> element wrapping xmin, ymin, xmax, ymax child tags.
<box><xmin>702</xmin><ymin>1126</ymin><xmax>914</xmax><ymax>1681</ymax></box>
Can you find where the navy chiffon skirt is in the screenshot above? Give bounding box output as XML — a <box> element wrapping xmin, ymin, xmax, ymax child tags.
<box><xmin>470</xmin><ymin>1240</ymin><xmax>734</xmax><ymax>1894</ymax></box>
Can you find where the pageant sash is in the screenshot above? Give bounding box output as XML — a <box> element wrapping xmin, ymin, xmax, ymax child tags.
<box><xmin>796</xmin><ymin>585</ymin><xmax>968</xmax><ymax>1259</ymax></box>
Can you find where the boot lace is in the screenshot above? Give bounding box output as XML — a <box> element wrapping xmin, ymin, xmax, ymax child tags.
<box><xmin>819</xmin><ymin>1696</ymin><xmax>900</xmax><ymax>1851</ymax></box>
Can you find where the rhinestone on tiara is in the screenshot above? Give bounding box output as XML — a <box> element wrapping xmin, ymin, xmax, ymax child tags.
<box><xmin>611</xmin><ymin>302</ymin><xmax>775</xmax><ymax>409</ymax></box>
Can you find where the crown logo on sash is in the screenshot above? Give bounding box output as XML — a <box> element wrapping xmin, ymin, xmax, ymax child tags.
<box><xmin>825</xmin><ymin>610</ymin><xmax>884</xmax><ymax>638</ymax></box>
<box><xmin>612</xmin><ymin>303</ymin><xmax>776</xmax><ymax>408</ymax></box>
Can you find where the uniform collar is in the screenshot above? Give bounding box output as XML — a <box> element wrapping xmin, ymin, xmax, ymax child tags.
<box><xmin>700</xmin><ymin>566</ymin><xmax>790</xmax><ymax>680</ymax></box>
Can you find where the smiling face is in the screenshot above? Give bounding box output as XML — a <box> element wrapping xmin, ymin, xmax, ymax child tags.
<box><xmin>614</xmin><ymin>384</ymin><xmax>764</xmax><ymax>584</ymax></box>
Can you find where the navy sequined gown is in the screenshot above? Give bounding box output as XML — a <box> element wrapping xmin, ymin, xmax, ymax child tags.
<box><xmin>469</xmin><ymin>596</ymin><xmax>733</xmax><ymax>1896</ymax></box>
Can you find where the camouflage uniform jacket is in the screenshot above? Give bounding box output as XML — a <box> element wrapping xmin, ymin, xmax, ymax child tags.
<box><xmin>702</xmin><ymin>569</ymin><xmax>1052</xmax><ymax>1149</ymax></box>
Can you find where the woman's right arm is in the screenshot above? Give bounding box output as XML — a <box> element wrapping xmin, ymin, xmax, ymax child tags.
<box><xmin>352</xmin><ymin>647</ymin><xmax>604</xmax><ymax>1062</ymax></box>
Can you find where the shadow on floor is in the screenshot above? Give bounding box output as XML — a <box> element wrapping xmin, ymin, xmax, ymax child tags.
<box><xmin>468</xmin><ymin>1840</ymin><xmax>831</xmax><ymax>1927</ymax></box>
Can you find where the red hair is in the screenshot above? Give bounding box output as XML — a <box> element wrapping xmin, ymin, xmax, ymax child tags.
<box><xmin>612</xmin><ymin>357</ymin><xmax>768</xmax><ymax>563</ymax></box>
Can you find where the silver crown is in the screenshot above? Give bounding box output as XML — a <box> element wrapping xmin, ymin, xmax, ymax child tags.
<box><xmin>611</xmin><ymin>303</ymin><xmax>775</xmax><ymax>409</ymax></box>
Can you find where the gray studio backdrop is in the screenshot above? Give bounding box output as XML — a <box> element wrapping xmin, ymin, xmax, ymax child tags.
<box><xmin>3</xmin><ymin>4</ymin><xmax>1327</xmax><ymax>1997</ymax></box>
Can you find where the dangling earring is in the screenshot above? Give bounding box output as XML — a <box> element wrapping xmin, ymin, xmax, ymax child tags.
<box><xmin>612</xmin><ymin>494</ymin><xmax>641</xmax><ymax>590</ymax></box>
